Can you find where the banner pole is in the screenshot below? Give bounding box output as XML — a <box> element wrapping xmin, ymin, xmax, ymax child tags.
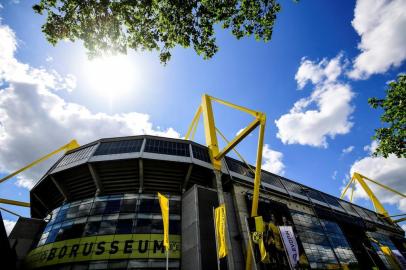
<box><xmin>166</xmin><ymin>248</ymin><xmax>169</xmax><ymax>270</ymax></box>
<box><xmin>244</xmin><ymin>217</ymin><xmax>258</xmax><ymax>270</ymax></box>
<box><xmin>213</xmin><ymin>207</ymin><xmax>221</xmax><ymax>270</ymax></box>
<box><xmin>166</xmin><ymin>199</ymin><xmax>169</xmax><ymax>270</ymax></box>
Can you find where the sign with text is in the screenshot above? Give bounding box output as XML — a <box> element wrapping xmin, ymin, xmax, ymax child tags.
<box><xmin>25</xmin><ymin>234</ymin><xmax>181</xmax><ymax>269</ymax></box>
<box><xmin>279</xmin><ymin>226</ymin><xmax>299</xmax><ymax>269</ymax></box>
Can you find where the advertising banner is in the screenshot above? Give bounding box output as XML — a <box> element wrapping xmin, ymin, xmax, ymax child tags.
<box><xmin>214</xmin><ymin>204</ymin><xmax>227</xmax><ymax>259</ymax></box>
<box><xmin>158</xmin><ymin>192</ymin><xmax>169</xmax><ymax>250</ymax></box>
<box><xmin>279</xmin><ymin>226</ymin><xmax>299</xmax><ymax>269</ymax></box>
<box><xmin>24</xmin><ymin>234</ymin><xmax>181</xmax><ymax>269</ymax></box>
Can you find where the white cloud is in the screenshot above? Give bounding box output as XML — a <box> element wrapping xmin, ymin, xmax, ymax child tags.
<box><xmin>332</xmin><ymin>170</ymin><xmax>338</xmax><ymax>180</ymax></box>
<box><xmin>0</xmin><ymin>23</ymin><xmax>76</xmax><ymax>92</ymax></box>
<box><xmin>344</xmin><ymin>141</ymin><xmax>406</xmax><ymax>212</ymax></box>
<box><xmin>0</xmin><ymin>20</ymin><xmax>179</xmax><ymax>189</ymax></box>
<box><xmin>363</xmin><ymin>140</ymin><xmax>379</xmax><ymax>155</ymax></box>
<box><xmin>45</xmin><ymin>56</ymin><xmax>53</xmax><ymax>62</ymax></box>
<box><xmin>342</xmin><ymin>145</ymin><xmax>355</xmax><ymax>155</ymax></box>
<box><xmin>262</xmin><ymin>144</ymin><xmax>285</xmax><ymax>175</ymax></box>
<box><xmin>349</xmin><ymin>0</ymin><xmax>406</xmax><ymax>79</ymax></box>
<box><xmin>3</xmin><ymin>219</ymin><xmax>16</xmax><ymax>235</ymax></box>
<box><xmin>276</xmin><ymin>55</ymin><xmax>354</xmax><ymax>148</ymax></box>
<box><xmin>295</xmin><ymin>55</ymin><xmax>344</xmax><ymax>89</ymax></box>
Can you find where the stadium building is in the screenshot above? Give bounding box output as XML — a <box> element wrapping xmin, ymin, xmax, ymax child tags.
<box><xmin>7</xmin><ymin>135</ymin><xmax>406</xmax><ymax>270</ymax></box>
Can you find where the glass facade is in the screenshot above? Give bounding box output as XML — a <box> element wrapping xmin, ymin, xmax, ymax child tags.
<box><xmin>367</xmin><ymin>231</ymin><xmax>406</xmax><ymax>269</ymax></box>
<box><xmin>291</xmin><ymin>211</ymin><xmax>358</xmax><ymax>269</ymax></box>
<box><xmin>34</xmin><ymin>194</ymin><xmax>181</xmax><ymax>270</ymax></box>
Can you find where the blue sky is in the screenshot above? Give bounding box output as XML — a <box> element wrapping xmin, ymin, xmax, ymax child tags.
<box><xmin>0</xmin><ymin>0</ymin><xmax>405</xmax><ymax>232</ymax></box>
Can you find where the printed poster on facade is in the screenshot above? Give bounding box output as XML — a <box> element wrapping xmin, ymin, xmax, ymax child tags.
<box><xmin>279</xmin><ymin>226</ymin><xmax>299</xmax><ymax>269</ymax></box>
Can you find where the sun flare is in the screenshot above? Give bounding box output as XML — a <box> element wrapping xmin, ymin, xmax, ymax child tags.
<box><xmin>83</xmin><ymin>55</ymin><xmax>139</xmax><ymax>100</ymax></box>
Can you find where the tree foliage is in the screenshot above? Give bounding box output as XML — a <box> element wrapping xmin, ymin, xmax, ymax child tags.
<box><xmin>33</xmin><ymin>0</ymin><xmax>282</xmax><ymax>64</ymax></box>
<box><xmin>368</xmin><ymin>74</ymin><xmax>406</xmax><ymax>158</ymax></box>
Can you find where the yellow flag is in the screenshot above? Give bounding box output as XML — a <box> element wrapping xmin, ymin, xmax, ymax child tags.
<box><xmin>158</xmin><ymin>192</ymin><xmax>169</xmax><ymax>251</ymax></box>
<box><xmin>215</xmin><ymin>204</ymin><xmax>227</xmax><ymax>258</ymax></box>
<box><xmin>253</xmin><ymin>216</ymin><xmax>268</xmax><ymax>263</ymax></box>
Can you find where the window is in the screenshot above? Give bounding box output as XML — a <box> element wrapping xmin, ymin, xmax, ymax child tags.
<box><xmin>77</xmin><ymin>202</ymin><xmax>93</xmax><ymax>217</ymax></box>
<box><xmin>138</xmin><ymin>198</ymin><xmax>160</xmax><ymax>214</ymax></box>
<box><xmin>120</xmin><ymin>198</ymin><xmax>137</xmax><ymax>213</ymax></box>
<box><xmin>115</xmin><ymin>219</ymin><xmax>134</xmax><ymax>234</ymax></box>
<box><xmin>54</xmin><ymin>208</ymin><xmax>68</xmax><ymax>223</ymax></box>
<box><xmin>133</xmin><ymin>218</ymin><xmax>151</xmax><ymax>234</ymax></box>
<box><xmin>91</xmin><ymin>201</ymin><xmax>107</xmax><ymax>215</ymax></box>
<box><xmin>104</xmin><ymin>199</ymin><xmax>121</xmax><ymax>214</ymax></box>
<box><xmin>94</xmin><ymin>139</ymin><xmax>143</xmax><ymax>156</ymax></box>
<box><xmin>170</xmin><ymin>220</ymin><xmax>181</xmax><ymax>234</ymax></box>
<box><xmin>45</xmin><ymin>228</ymin><xmax>59</xmax><ymax>244</ymax></box>
<box><xmin>169</xmin><ymin>200</ymin><xmax>181</xmax><ymax>215</ymax></box>
<box><xmin>144</xmin><ymin>139</ymin><xmax>189</xmax><ymax>156</ymax></box>
<box><xmin>59</xmin><ymin>223</ymin><xmax>86</xmax><ymax>239</ymax></box>
<box><xmin>291</xmin><ymin>211</ymin><xmax>339</xmax><ymax>269</ymax></box>
<box><xmin>83</xmin><ymin>221</ymin><xmax>101</xmax><ymax>236</ymax></box>
<box><xmin>98</xmin><ymin>220</ymin><xmax>117</xmax><ymax>235</ymax></box>
<box><xmin>151</xmin><ymin>218</ymin><xmax>163</xmax><ymax>233</ymax></box>
<box><xmin>66</xmin><ymin>205</ymin><xmax>80</xmax><ymax>219</ymax></box>
<box><xmin>291</xmin><ymin>211</ymin><xmax>358</xmax><ymax>268</ymax></box>
<box><xmin>191</xmin><ymin>145</ymin><xmax>210</xmax><ymax>163</ymax></box>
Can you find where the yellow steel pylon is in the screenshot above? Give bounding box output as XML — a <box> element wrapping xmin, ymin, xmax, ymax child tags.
<box><xmin>0</xmin><ymin>139</ymin><xmax>80</xmax><ymax>208</ymax></box>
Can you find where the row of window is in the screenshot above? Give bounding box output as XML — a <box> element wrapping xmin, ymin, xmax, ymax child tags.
<box><xmin>291</xmin><ymin>211</ymin><xmax>358</xmax><ymax>268</ymax></box>
<box><xmin>39</xmin><ymin>195</ymin><xmax>181</xmax><ymax>247</ymax></box>
<box><xmin>39</xmin><ymin>216</ymin><xmax>181</xmax><ymax>246</ymax></box>
<box><xmin>47</xmin><ymin>195</ymin><xmax>181</xmax><ymax>225</ymax></box>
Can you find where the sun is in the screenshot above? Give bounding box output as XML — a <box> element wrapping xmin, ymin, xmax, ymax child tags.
<box><xmin>83</xmin><ymin>55</ymin><xmax>139</xmax><ymax>101</ymax></box>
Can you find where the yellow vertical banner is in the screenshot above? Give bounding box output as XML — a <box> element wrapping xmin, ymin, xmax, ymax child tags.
<box><xmin>215</xmin><ymin>204</ymin><xmax>228</xmax><ymax>259</ymax></box>
<box><xmin>158</xmin><ymin>192</ymin><xmax>169</xmax><ymax>251</ymax></box>
<box><xmin>251</xmin><ymin>216</ymin><xmax>268</xmax><ymax>263</ymax></box>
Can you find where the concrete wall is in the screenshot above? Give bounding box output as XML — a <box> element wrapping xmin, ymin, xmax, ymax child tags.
<box><xmin>0</xmin><ymin>211</ymin><xmax>16</xmax><ymax>270</ymax></box>
<box><xmin>9</xmin><ymin>217</ymin><xmax>45</xmax><ymax>269</ymax></box>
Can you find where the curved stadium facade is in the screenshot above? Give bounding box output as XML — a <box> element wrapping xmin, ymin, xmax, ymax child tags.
<box><xmin>10</xmin><ymin>135</ymin><xmax>406</xmax><ymax>269</ymax></box>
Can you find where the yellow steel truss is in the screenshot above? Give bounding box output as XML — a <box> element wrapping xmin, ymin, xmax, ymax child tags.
<box><xmin>186</xmin><ymin>94</ymin><xmax>266</xmax><ymax>216</ymax></box>
<box><xmin>185</xmin><ymin>94</ymin><xmax>266</xmax><ymax>269</ymax></box>
<box><xmin>340</xmin><ymin>172</ymin><xmax>406</xmax><ymax>223</ymax></box>
<box><xmin>0</xmin><ymin>139</ymin><xmax>80</xmax><ymax>208</ymax></box>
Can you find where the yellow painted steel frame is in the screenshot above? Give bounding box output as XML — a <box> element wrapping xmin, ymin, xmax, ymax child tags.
<box><xmin>0</xmin><ymin>139</ymin><xmax>80</xmax><ymax>208</ymax></box>
<box><xmin>0</xmin><ymin>198</ymin><xmax>30</xmax><ymax>208</ymax></box>
<box><xmin>185</xmin><ymin>94</ymin><xmax>266</xmax><ymax>269</ymax></box>
<box><xmin>185</xmin><ymin>94</ymin><xmax>266</xmax><ymax>215</ymax></box>
<box><xmin>340</xmin><ymin>172</ymin><xmax>406</xmax><ymax>222</ymax></box>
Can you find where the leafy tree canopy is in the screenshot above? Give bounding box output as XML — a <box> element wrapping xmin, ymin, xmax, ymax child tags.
<box><xmin>368</xmin><ymin>74</ymin><xmax>406</xmax><ymax>158</ymax></box>
<box><xmin>33</xmin><ymin>0</ymin><xmax>282</xmax><ymax>64</ymax></box>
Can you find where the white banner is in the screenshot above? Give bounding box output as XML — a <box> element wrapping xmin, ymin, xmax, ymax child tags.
<box><xmin>279</xmin><ymin>226</ymin><xmax>299</xmax><ymax>269</ymax></box>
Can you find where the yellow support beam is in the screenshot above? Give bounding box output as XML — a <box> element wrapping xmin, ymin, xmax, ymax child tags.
<box><xmin>251</xmin><ymin>116</ymin><xmax>266</xmax><ymax>217</ymax></box>
<box><xmin>215</xmin><ymin>128</ymin><xmax>256</xmax><ymax>175</ymax></box>
<box><xmin>185</xmin><ymin>106</ymin><xmax>202</xmax><ymax>140</ymax></box>
<box><xmin>200</xmin><ymin>94</ymin><xmax>222</xmax><ymax>170</ymax></box>
<box><xmin>185</xmin><ymin>94</ymin><xmax>266</xmax><ymax>270</ymax></box>
<box><xmin>0</xmin><ymin>198</ymin><xmax>30</xmax><ymax>207</ymax></box>
<box><xmin>341</xmin><ymin>172</ymin><xmax>406</xmax><ymax>220</ymax></box>
<box><xmin>0</xmin><ymin>139</ymin><xmax>79</xmax><ymax>184</ymax></box>
<box><xmin>215</xmin><ymin>118</ymin><xmax>260</xmax><ymax>161</ymax></box>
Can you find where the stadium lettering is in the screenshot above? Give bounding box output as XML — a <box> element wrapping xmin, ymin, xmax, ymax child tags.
<box><xmin>28</xmin><ymin>234</ymin><xmax>181</xmax><ymax>268</ymax></box>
